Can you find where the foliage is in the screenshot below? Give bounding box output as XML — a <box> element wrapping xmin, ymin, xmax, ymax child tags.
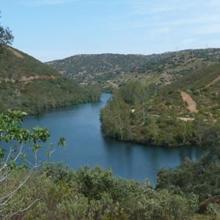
<box><xmin>1</xmin><ymin>166</ymin><xmax>198</xmax><ymax>220</ymax></box>
<box><xmin>157</xmin><ymin>146</ymin><xmax>220</xmax><ymax>201</ymax></box>
<box><xmin>48</xmin><ymin>49</ymin><xmax>220</xmax><ymax>89</ymax></box>
<box><xmin>101</xmin><ymin>64</ymin><xmax>220</xmax><ymax>147</ymax></box>
<box><xmin>0</xmin><ymin>111</ymin><xmax>65</xmax><ymax>219</ymax></box>
<box><xmin>157</xmin><ymin>145</ymin><xmax>220</xmax><ymax>217</ymax></box>
<box><xmin>0</xmin><ymin>111</ymin><xmax>218</xmax><ymax>220</ymax></box>
<box><xmin>0</xmin><ymin>13</ymin><xmax>14</xmax><ymax>46</ymax></box>
<box><xmin>0</xmin><ymin>110</ymin><xmax>49</xmax><ymax>144</ymax></box>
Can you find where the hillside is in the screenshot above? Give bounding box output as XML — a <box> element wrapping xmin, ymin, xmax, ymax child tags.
<box><xmin>101</xmin><ymin>63</ymin><xmax>220</xmax><ymax>147</ymax></box>
<box><xmin>47</xmin><ymin>49</ymin><xmax>220</xmax><ymax>89</ymax></box>
<box><xmin>0</xmin><ymin>46</ymin><xmax>100</xmax><ymax>114</ymax></box>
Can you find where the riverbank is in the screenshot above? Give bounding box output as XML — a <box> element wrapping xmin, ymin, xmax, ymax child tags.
<box><xmin>1</xmin><ymin>81</ymin><xmax>101</xmax><ymax>115</ymax></box>
<box><xmin>100</xmin><ymin>78</ymin><xmax>220</xmax><ymax>148</ymax></box>
<box><xmin>2</xmin><ymin>95</ymin><xmax>218</xmax><ymax>219</ymax></box>
<box><xmin>24</xmin><ymin>93</ymin><xmax>202</xmax><ymax>184</ymax></box>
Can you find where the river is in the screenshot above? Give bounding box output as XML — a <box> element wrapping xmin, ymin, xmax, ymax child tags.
<box><xmin>24</xmin><ymin>93</ymin><xmax>202</xmax><ymax>185</ymax></box>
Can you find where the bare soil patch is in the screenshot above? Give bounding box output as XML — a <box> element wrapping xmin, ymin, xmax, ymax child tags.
<box><xmin>180</xmin><ymin>91</ymin><xmax>198</xmax><ymax>113</ymax></box>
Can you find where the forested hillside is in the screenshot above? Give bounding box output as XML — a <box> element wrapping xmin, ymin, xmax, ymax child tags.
<box><xmin>0</xmin><ymin>46</ymin><xmax>100</xmax><ymax>114</ymax></box>
<box><xmin>48</xmin><ymin>49</ymin><xmax>220</xmax><ymax>89</ymax></box>
<box><xmin>101</xmin><ymin>63</ymin><xmax>220</xmax><ymax>147</ymax></box>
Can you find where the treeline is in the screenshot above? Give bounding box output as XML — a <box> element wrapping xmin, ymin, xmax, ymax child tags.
<box><xmin>101</xmin><ymin>65</ymin><xmax>220</xmax><ymax>147</ymax></box>
<box><xmin>0</xmin><ymin>79</ymin><xmax>101</xmax><ymax>114</ymax></box>
<box><xmin>157</xmin><ymin>146</ymin><xmax>220</xmax><ymax>204</ymax></box>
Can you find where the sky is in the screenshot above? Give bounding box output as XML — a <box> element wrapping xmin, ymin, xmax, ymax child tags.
<box><xmin>1</xmin><ymin>0</ymin><xmax>220</xmax><ymax>61</ymax></box>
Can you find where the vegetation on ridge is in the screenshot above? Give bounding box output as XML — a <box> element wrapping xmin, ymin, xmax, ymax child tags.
<box><xmin>101</xmin><ymin>63</ymin><xmax>220</xmax><ymax>147</ymax></box>
<box><xmin>48</xmin><ymin>49</ymin><xmax>220</xmax><ymax>90</ymax></box>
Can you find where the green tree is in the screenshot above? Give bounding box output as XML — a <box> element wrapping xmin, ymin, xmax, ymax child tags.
<box><xmin>0</xmin><ymin>12</ymin><xmax>14</xmax><ymax>46</ymax></box>
<box><xmin>0</xmin><ymin>110</ymin><xmax>64</xmax><ymax>218</ymax></box>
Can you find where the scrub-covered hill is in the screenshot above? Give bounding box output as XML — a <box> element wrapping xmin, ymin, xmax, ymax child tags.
<box><xmin>0</xmin><ymin>46</ymin><xmax>100</xmax><ymax>114</ymax></box>
<box><xmin>47</xmin><ymin>49</ymin><xmax>220</xmax><ymax>89</ymax></box>
<box><xmin>101</xmin><ymin>63</ymin><xmax>220</xmax><ymax>147</ymax></box>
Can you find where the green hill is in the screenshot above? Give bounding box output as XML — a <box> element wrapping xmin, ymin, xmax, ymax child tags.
<box><xmin>47</xmin><ymin>48</ymin><xmax>220</xmax><ymax>147</ymax></box>
<box><xmin>0</xmin><ymin>46</ymin><xmax>100</xmax><ymax>114</ymax></box>
<box><xmin>101</xmin><ymin>63</ymin><xmax>220</xmax><ymax>147</ymax></box>
<box><xmin>47</xmin><ymin>49</ymin><xmax>220</xmax><ymax>89</ymax></box>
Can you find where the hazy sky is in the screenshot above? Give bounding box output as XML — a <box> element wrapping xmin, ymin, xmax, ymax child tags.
<box><xmin>1</xmin><ymin>0</ymin><xmax>220</xmax><ymax>61</ymax></box>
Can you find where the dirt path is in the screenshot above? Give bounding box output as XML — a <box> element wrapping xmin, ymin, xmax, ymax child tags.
<box><xmin>19</xmin><ymin>75</ymin><xmax>56</xmax><ymax>83</ymax></box>
<box><xmin>0</xmin><ymin>75</ymin><xmax>56</xmax><ymax>84</ymax></box>
<box><xmin>205</xmin><ymin>75</ymin><xmax>220</xmax><ymax>88</ymax></box>
<box><xmin>180</xmin><ymin>91</ymin><xmax>198</xmax><ymax>113</ymax></box>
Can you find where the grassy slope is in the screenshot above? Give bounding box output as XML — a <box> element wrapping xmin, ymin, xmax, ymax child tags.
<box><xmin>0</xmin><ymin>46</ymin><xmax>57</xmax><ymax>79</ymax></box>
<box><xmin>0</xmin><ymin>46</ymin><xmax>100</xmax><ymax>114</ymax></box>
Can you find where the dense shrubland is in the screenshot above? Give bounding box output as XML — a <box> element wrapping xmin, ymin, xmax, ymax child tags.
<box><xmin>1</xmin><ymin>155</ymin><xmax>219</xmax><ymax>219</ymax></box>
<box><xmin>1</xmin><ymin>166</ymin><xmax>199</xmax><ymax>220</ymax></box>
<box><xmin>48</xmin><ymin>49</ymin><xmax>220</xmax><ymax>90</ymax></box>
<box><xmin>157</xmin><ymin>146</ymin><xmax>220</xmax><ymax>218</ymax></box>
<box><xmin>101</xmin><ymin>64</ymin><xmax>220</xmax><ymax>147</ymax></box>
<box><xmin>157</xmin><ymin>147</ymin><xmax>220</xmax><ymax>202</ymax></box>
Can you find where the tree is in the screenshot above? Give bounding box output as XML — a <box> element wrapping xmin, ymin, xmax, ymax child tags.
<box><xmin>0</xmin><ymin>110</ymin><xmax>64</xmax><ymax>218</ymax></box>
<box><xmin>0</xmin><ymin>12</ymin><xmax>14</xmax><ymax>46</ymax></box>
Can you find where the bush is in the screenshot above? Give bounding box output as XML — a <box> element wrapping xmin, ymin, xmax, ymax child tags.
<box><xmin>0</xmin><ymin>166</ymin><xmax>199</xmax><ymax>220</ymax></box>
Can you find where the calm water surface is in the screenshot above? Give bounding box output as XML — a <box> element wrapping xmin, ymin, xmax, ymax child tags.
<box><xmin>24</xmin><ymin>93</ymin><xmax>202</xmax><ymax>184</ymax></box>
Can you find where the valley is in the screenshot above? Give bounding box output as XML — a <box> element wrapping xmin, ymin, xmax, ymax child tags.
<box><xmin>0</xmin><ymin>48</ymin><xmax>220</xmax><ymax>220</ymax></box>
<box><xmin>48</xmin><ymin>49</ymin><xmax>220</xmax><ymax>148</ymax></box>
<box><xmin>1</xmin><ymin>2</ymin><xmax>220</xmax><ymax>218</ymax></box>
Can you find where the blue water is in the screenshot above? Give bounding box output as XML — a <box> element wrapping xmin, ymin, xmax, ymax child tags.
<box><xmin>24</xmin><ymin>93</ymin><xmax>202</xmax><ymax>185</ymax></box>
